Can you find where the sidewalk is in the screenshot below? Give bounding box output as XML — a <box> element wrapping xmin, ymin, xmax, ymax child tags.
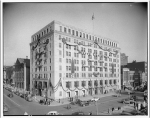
<box><xmin>32</xmin><ymin>91</ymin><xmax>117</xmax><ymax>106</ymax></box>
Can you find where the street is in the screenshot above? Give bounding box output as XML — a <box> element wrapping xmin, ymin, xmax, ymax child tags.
<box><xmin>3</xmin><ymin>88</ymin><xmax>144</xmax><ymax>115</ymax></box>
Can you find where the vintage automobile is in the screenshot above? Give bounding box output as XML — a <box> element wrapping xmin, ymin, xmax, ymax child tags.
<box><xmin>72</xmin><ymin>111</ymin><xmax>85</xmax><ymax>115</ymax></box>
<box><xmin>7</xmin><ymin>93</ymin><xmax>13</xmax><ymax>98</ymax></box>
<box><xmin>90</xmin><ymin>97</ymin><xmax>100</xmax><ymax>102</ymax></box>
<box><xmin>79</xmin><ymin>101</ymin><xmax>90</xmax><ymax>107</ymax></box>
<box><xmin>121</xmin><ymin>98</ymin><xmax>135</xmax><ymax>104</ymax></box>
<box><xmin>3</xmin><ymin>104</ymin><xmax>9</xmax><ymax>112</ymax></box>
<box><xmin>46</xmin><ymin>111</ymin><xmax>60</xmax><ymax>115</ymax></box>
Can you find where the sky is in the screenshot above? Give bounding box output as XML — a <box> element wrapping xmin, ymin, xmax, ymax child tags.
<box><xmin>3</xmin><ymin>2</ymin><xmax>148</xmax><ymax>66</ymax></box>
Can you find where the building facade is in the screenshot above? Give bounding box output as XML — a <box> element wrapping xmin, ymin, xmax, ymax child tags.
<box><xmin>14</xmin><ymin>58</ymin><xmax>30</xmax><ymax>91</ymax></box>
<box><xmin>30</xmin><ymin>20</ymin><xmax>121</xmax><ymax>100</ymax></box>
<box><xmin>121</xmin><ymin>68</ymin><xmax>130</xmax><ymax>88</ymax></box>
<box><xmin>121</xmin><ymin>53</ymin><xmax>128</xmax><ymax>66</ymax></box>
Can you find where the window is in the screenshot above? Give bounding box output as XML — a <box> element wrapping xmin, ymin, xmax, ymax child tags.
<box><xmin>50</xmin><ymin>58</ymin><xmax>51</xmax><ymax>63</ymax></box>
<box><xmin>64</xmin><ymin>27</ymin><xmax>67</xmax><ymax>33</ymax></box>
<box><xmin>59</xmin><ymin>35</ymin><xmax>61</xmax><ymax>40</ymax></box>
<box><xmin>86</xmin><ymin>34</ymin><xmax>88</xmax><ymax>39</ymax></box>
<box><xmin>50</xmin><ymin>66</ymin><xmax>51</xmax><ymax>70</ymax></box>
<box><xmin>59</xmin><ymin>43</ymin><xmax>61</xmax><ymax>48</ymax></box>
<box><xmin>76</xmin><ymin>31</ymin><xmax>78</xmax><ymax>36</ymax></box>
<box><xmin>59</xmin><ymin>73</ymin><xmax>62</xmax><ymax>78</ymax></box>
<box><xmin>66</xmin><ymin>59</ymin><xmax>68</xmax><ymax>63</ymax></box>
<box><xmin>49</xmin><ymin>51</ymin><xmax>51</xmax><ymax>55</ymax></box>
<box><xmin>68</xmin><ymin>29</ymin><xmax>71</xmax><ymax>34</ymax></box>
<box><xmin>80</xmin><ymin>32</ymin><xmax>82</xmax><ymax>37</ymax></box>
<box><xmin>83</xmin><ymin>33</ymin><xmax>85</xmax><ymax>38</ymax></box>
<box><xmin>72</xmin><ymin>30</ymin><xmax>74</xmax><ymax>35</ymax></box>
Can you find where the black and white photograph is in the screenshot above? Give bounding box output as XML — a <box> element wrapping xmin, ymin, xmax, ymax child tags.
<box><xmin>1</xmin><ymin>1</ymin><xmax>149</xmax><ymax>117</ymax></box>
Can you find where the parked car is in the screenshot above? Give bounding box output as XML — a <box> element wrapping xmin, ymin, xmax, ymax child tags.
<box><xmin>113</xmin><ymin>94</ymin><xmax>121</xmax><ymax>97</ymax></box>
<box><xmin>72</xmin><ymin>111</ymin><xmax>85</xmax><ymax>115</ymax></box>
<box><xmin>46</xmin><ymin>111</ymin><xmax>59</xmax><ymax>115</ymax></box>
<box><xmin>27</xmin><ymin>97</ymin><xmax>33</xmax><ymax>102</ymax></box>
<box><xmin>79</xmin><ymin>101</ymin><xmax>89</xmax><ymax>107</ymax></box>
<box><xmin>91</xmin><ymin>97</ymin><xmax>100</xmax><ymax>102</ymax></box>
<box><xmin>121</xmin><ymin>98</ymin><xmax>134</xmax><ymax>104</ymax></box>
<box><xmin>7</xmin><ymin>93</ymin><xmax>13</xmax><ymax>98</ymax></box>
<box><xmin>3</xmin><ymin>105</ymin><xmax>9</xmax><ymax>112</ymax></box>
<box><xmin>20</xmin><ymin>93</ymin><xmax>24</xmax><ymax>98</ymax></box>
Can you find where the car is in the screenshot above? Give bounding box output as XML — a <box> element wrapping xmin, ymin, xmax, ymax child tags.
<box><xmin>20</xmin><ymin>93</ymin><xmax>24</xmax><ymax>98</ymax></box>
<box><xmin>113</xmin><ymin>94</ymin><xmax>121</xmax><ymax>97</ymax></box>
<box><xmin>79</xmin><ymin>101</ymin><xmax>89</xmax><ymax>107</ymax></box>
<box><xmin>144</xmin><ymin>90</ymin><xmax>147</xmax><ymax>96</ymax></box>
<box><xmin>122</xmin><ymin>98</ymin><xmax>134</xmax><ymax>104</ymax></box>
<box><xmin>72</xmin><ymin>111</ymin><xmax>85</xmax><ymax>115</ymax></box>
<box><xmin>91</xmin><ymin>97</ymin><xmax>100</xmax><ymax>102</ymax></box>
<box><xmin>46</xmin><ymin>111</ymin><xmax>59</xmax><ymax>115</ymax></box>
<box><xmin>27</xmin><ymin>97</ymin><xmax>33</xmax><ymax>102</ymax></box>
<box><xmin>7</xmin><ymin>93</ymin><xmax>13</xmax><ymax>98</ymax></box>
<box><xmin>3</xmin><ymin>105</ymin><xmax>9</xmax><ymax>112</ymax></box>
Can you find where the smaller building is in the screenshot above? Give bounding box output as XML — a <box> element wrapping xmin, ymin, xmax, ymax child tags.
<box><xmin>14</xmin><ymin>58</ymin><xmax>30</xmax><ymax>91</ymax></box>
<box><xmin>121</xmin><ymin>53</ymin><xmax>128</xmax><ymax>66</ymax></box>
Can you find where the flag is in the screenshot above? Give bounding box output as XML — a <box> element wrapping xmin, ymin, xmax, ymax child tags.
<box><xmin>71</xmin><ymin>58</ymin><xmax>75</xmax><ymax>74</ymax></box>
<box><xmin>92</xmin><ymin>13</ymin><xmax>95</xmax><ymax>20</ymax></box>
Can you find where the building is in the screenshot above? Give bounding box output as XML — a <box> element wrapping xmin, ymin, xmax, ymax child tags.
<box><xmin>127</xmin><ymin>61</ymin><xmax>147</xmax><ymax>76</ymax></box>
<box><xmin>30</xmin><ymin>20</ymin><xmax>121</xmax><ymax>100</ymax></box>
<box><xmin>121</xmin><ymin>53</ymin><xmax>128</xmax><ymax>66</ymax></box>
<box><xmin>5</xmin><ymin>66</ymin><xmax>14</xmax><ymax>84</ymax></box>
<box><xmin>129</xmin><ymin>71</ymin><xmax>135</xmax><ymax>87</ymax></box>
<box><xmin>121</xmin><ymin>68</ymin><xmax>130</xmax><ymax>89</ymax></box>
<box><xmin>3</xmin><ymin>66</ymin><xmax>7</xmax><ymax>83</ymax></box>
<box><xmin>14</xmin><ymin>58</ymin><xmax>30</xmax><ymax>91</ymax></box>
<box><xmin>127</xmin><ymin>61</ymin><xmax>147</xmax><ymax>85</ymax></box>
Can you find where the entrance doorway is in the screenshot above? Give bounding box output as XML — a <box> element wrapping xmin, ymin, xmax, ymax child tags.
<box><xmin>67</xmin><ymin>92</ymin><xmax>70</xmax><ymax>97</ymax></box>
<box><xmin>82</xmin><ymin>90</ymin><xmax>85</xmax><ymax>96</ymax></box>
<box><xmin>88</xmin><ymin>88</ymin><xmax>92</xmax><ymax>95</ymax></box>
<box><xmin>75</xmin><ymin>91</ymin><xmax>78</xmax><ymax>96</ymax></box>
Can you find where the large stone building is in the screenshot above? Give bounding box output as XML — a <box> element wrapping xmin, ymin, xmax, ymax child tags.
<box><xmin>30</xmin><ymin>20</ymin><xmax>121</xmax><ymax>100</ymax></box>
<box><xmin>14</xmin><ymin>58</ymin><xmax>30</xmax><ymax>91</ymax></box>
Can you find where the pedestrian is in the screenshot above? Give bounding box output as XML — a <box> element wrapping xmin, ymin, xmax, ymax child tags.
<box><xmin>118</xmin><ymin>107</ymin><xmax>121</xmax><ymax>111</ymax></box>
<box><xmin>59</xmin><ymin>99</ymin><xmax>60</xmax><ymax>103</ymax></box>
<box><xmin>112</xmin><ymin>107</ymin><xmax>114</xmax><ymax>112</ymax></box>
<box><xmin>143</xmin><ymin>101</ymin><xmax>146</xmax><ymax>108</ymax></box>
<box><xmin>89</xmin><ymin>112</ymin><xmax>92</xmax><ymax>115</ymax></box>
<box><xmin>134</xmin><ymin>101</ymin><xmax>136</xmax><ymax>109</ymax></box>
